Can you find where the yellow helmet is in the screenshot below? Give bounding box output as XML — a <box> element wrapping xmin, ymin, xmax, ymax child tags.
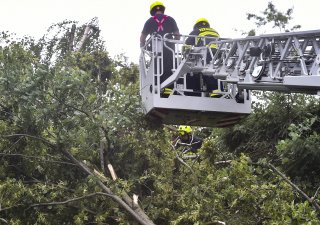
<box><xmin>195</xmin><ymin>18</ymin><xmax>209</xmax><ymax>25</ymax></box>
<box><xmin>178</xmin><ymin>125</ymin><xmax>192</xmax><ymax>135</ymax></box>
<box><xmin>194</xmin><ymin>18</ymin><xmax>210</xmax><ymax>28</ymax></box>
<box><xmin>150</xmin><ymin>1</ymin><xmax>165</xmax><ymax>16</ymax></box>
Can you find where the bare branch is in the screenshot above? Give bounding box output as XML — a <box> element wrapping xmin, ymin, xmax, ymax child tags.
<box><xmin>4</xmin><ymin>136</ymin><xmax>23</xmax><ymax>152</ymax></box>
<box><xmin>1</xmin><ymin>134</ymin><xmax>55</xmax><ymax>148</ymax></box>
<box><xmin>7</xmin><ymin>164</ymin><xmax>41</xmax><ymax>183</ymax></box>
<box><xmin>0</xmin><ymin>204</ymin><xmax>23</xmax><ymax>213</ymax></box>
<box><xmin>0</xmin><ymin>218</ymin><xmax>8</xmax><ymax>224</ymax></box>
<box><xmin>28</xmin><ymin>192</ymin><xmax>111</xmax><ymax>208</ymax></box>
<box><xmin>313</xmin><ymin>186</ymin><xmax>320</xmax><ymax>200</ymax></box>
<box><xmin>0</xmin><ymin>153</ymin><xmax>76</xmax><ymax>166</ymax></box>
<box><xmin>68</xmin><ymin>24</ymin><xmax>76</xmax><ymax>51</ymax></box>
<box><xmin>176</xmin><ymin>155</ymin><xmax>195</xmax><ymax>174</ymax></box>
<box><xmin>99</xmin><ymin>138</ymin><xmax>106</xmax><ymax>174</ymax></box>
<box><xmin>75</xmin><ymin>18</ymin><xmax>99</xmax><ymax>52</ymax></box>
<box><xmin>99</xmin><ymin>127</ymin><xmax>154</xmax><ymax>223</ymax></box>
<box><xmin>107</xmin><ymin>164</ymin><xmax>118</xmax><ymax>181</ymax></box>
<box><xmin>60</xmin><ymin>148</ymin><xmax>154</xmax><ymax>225</ymax></box>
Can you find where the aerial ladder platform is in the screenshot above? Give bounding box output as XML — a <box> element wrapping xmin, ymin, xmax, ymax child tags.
<box><xmin>139</xmin><ymin>29</ymin><xmax>320</xmax><ymax>127</ymax></box>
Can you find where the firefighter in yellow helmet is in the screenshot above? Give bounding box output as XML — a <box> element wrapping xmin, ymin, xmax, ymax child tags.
<box><xmin>140</xmin><ymin>1</ymin><xmax>180</xmax><ymax>94</ymax></box>
<box><xmin>173</xmin><ymin>125</ymin><xmax>203</xmax><ymax>153</ymax></box>
<box><xmin>185</xmin><ymin>18</ymin><xmax>221</xmax><ymax>97</ymax></box>
<box><xmin>140</xmin><ymin>1</ymin><xmax>180</xmax><ymax>46</ymax></box>
<box><xmin>186</xmin><ymin>18</ymin><xmax>220</xmax><ymax>54</ymax></box>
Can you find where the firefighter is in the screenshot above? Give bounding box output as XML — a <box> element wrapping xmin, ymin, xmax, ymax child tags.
<box><xmin>185</xmin><ymin>18</ymin><xmax>221</xmax><ymax>97</ymax></box>
<box><xmin>185</xmin><ymin>18</ymin><xmax>220</xmax><ymax>63</ymax></box>
<box><xmin>140</xmin><ymin>1</ymin><xmax>180</xmax><ymax>93</ymax></box>
<box><xmin>173</xmin><ymin>125</ymin><xmax>203</xmax><ymax>154</ymax></box>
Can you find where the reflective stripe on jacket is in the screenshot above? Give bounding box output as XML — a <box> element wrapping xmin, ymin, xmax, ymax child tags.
<box><xmin>196</xmin><ymin>27</ymin><xmax>219</xmax><ymax>48</ymax></box>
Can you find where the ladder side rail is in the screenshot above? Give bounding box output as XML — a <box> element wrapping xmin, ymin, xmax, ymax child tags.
<box><xmin>212</xmin><ymin>30</ymin><xmax>320</xmax><ymax>45</ymax></box>
<box><xmin>248</xmin><ymin>29</ymin><xmax>320</xmax><ymax>40</ymax></box>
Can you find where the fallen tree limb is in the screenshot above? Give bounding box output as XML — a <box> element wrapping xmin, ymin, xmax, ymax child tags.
<box><xmin>99</xmin><ymin>128</ymin><xmax>155</xmax><ymax>224</ymax></box>
<box><xmin>3</xmin><ymin>133</ymin><xmax>154</xmax><ymax>225</ymax></box>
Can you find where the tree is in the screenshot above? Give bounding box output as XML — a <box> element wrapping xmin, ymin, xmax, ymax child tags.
<box><xmin>1</xmin><ymin>8</ymin><xmax>320</xmax><ymax>224</ymax></box>
<box><xmin>0</xmin><ymin>19</ymin><xmax>155</xmax><ymax>224</ymax></box>
<box><xmin>246</xmin><ymin>1</ymin><xmax>301</xmax><ymax>36</ymax></box>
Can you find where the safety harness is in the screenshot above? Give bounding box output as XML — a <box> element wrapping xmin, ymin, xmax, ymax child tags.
<box><xmin>153</xmin><ymin>15</ymin><xmax>168</xmax><ymax>32</ymax></box>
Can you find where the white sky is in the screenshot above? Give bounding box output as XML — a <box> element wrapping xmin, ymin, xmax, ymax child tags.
<box><xmin>1</xmin><ymin>0</ymin><xmax>319</xmax><ymax>63</ymax></box>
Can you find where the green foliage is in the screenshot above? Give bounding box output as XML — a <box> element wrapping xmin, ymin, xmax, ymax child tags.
<box><xmin>1</xmin><ymin>14</ymin><xmax>320</xmax><ymax>224</ymax></box>
<box><xmin>277</xmin><ymin>115</ymin><xmax>320</xmax><ymax>185</ymax></box>
<box><xmin>210</xmin><ymin>90</ymin><xmax>320</xmax><ymax>221</ymax></box>
<box><xmin>0</xmin><ymin>21</ymin><xmax>121</xmax><ymax>224</ymax></box>
<box><xmin>246</xmin><ymin>1</ymin><xmax>301</xmax><ymax>33</ymax></box>
<box><xmin>147</xmin><ymin>154</ymin><xmax>319</xmax><ymax>224</ymax></box>
<box><xmin>217</xmin><ymin>92</ymin><xmax>319</xmax><ymax>161</ymax></box>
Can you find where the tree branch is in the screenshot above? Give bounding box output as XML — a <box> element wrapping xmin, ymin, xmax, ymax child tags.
<box><xmin>267</xmin><ymin>163</ymin><xmax>320</xmax><ymax>213</ymax></box>
<box><xmin>48</xmin><ymin>92</ymin><xmax>92</xmax><ymax>119</ymax></box>
<box><xmin>0</xmin><ymin>218</ymin><xmax>8</xmax><ymax>224</ymax></box>
<box><xmin>1</xmin><ymin>134</ymin><xmax>55</xmax><ymax>148</ymax></box>
<box><xmin>2</xmin><ymin>133</ymin><xmax>154</xmax><ymax>225</ymax></box>
<box><xmin>68</xmin><ymin>24</ymin><xmax>76</xmax><ymax>51</ymax></box>
<box><xmin>0</xmin><ymin>204</ymin><xmax>23</xmax><ymax>213</ymax></box>
<box><xmin>59</xmin><ymin>147</ymin><xmax>154</xmax><ymax>225</ymax></box>
<box><xmin>0</xmin><ymin>153</ymin><xmax>76</xmax><ymax>166</ymax></box>
<box><xmin>98</xmin><ymin>127</ymin><xmax>154</xmax><ymax>223</ymax></box>
<box><xmin>99</xmin><ymin>128</ymin><xmax>107</xmax><ymax>175</ymax></box>
<box><xmin>74</xmin><ymin>18</ymin><xmax>98</xmax><ymax>52</ymax></box>
<box><xmin>28</xmin><ymin>192</ymin><xmax>111</xmax><ymax>208</ymax></box>
<box><xmin>176</xmin><ymin>155</ymin><xmax>195</xmax><ymax>174</ymax></box>
<box><xmin>313</xmin><ymin>186</ymin><xmax>320</xmax><ymax>200</ymax></box>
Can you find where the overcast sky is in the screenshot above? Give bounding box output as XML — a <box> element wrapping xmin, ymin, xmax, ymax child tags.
<box><xmin>1</xmin><ymin>0</ymin><xmax>319</xmax><ymax>63</ymax></box>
